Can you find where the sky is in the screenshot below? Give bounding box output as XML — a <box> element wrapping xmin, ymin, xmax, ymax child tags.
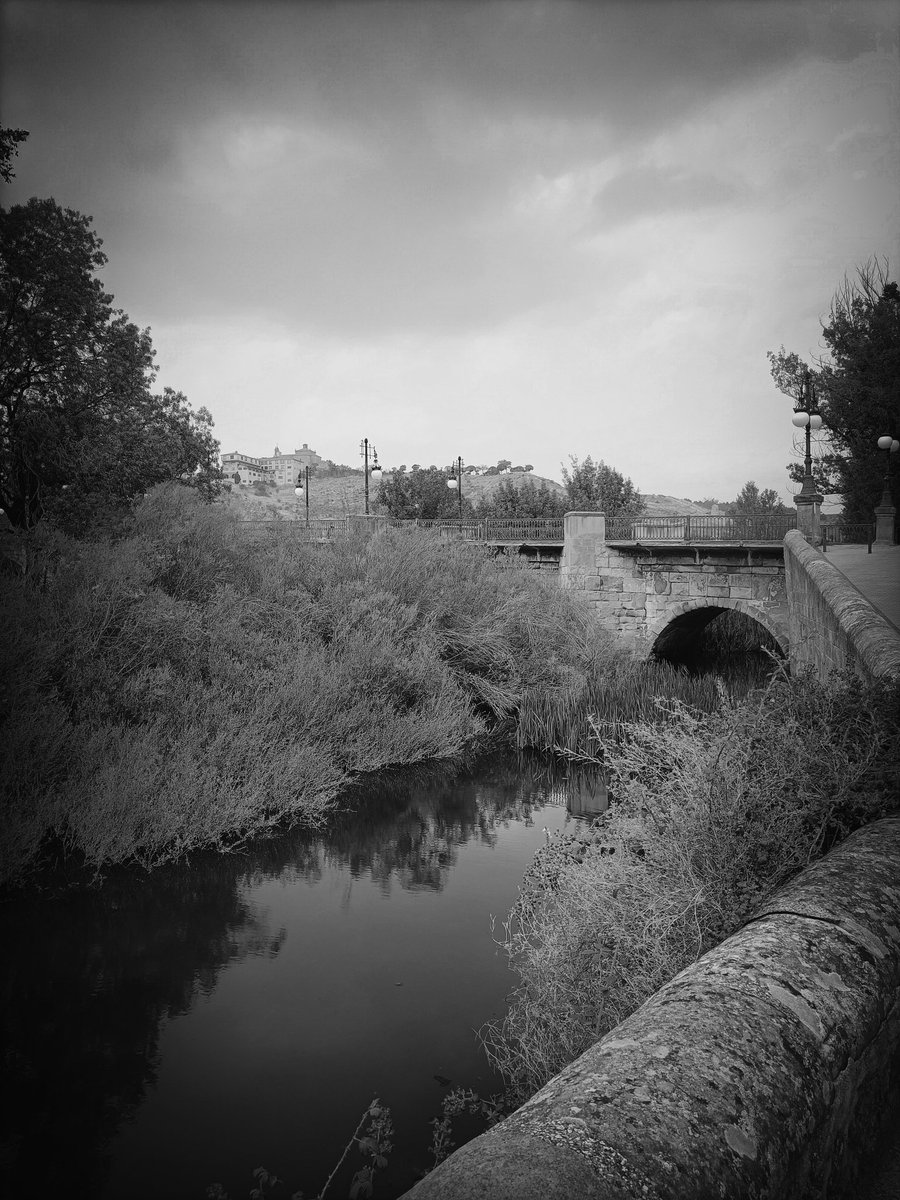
<box><xmin>2</xmin><ymin>0</ymin><xmax>899</xmax><ymax>504</ymax></box>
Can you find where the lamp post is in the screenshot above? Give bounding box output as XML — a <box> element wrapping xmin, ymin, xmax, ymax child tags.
<box><xmin>360</xmin><ymin>438</ymin><xmax>382</xmax><ymax>515</ymax></box>
<box><xmin>874</xmin><ymin>434</ymin><xmax>899</xmax><ymax>544</ymax></box>
<box><xmin>791</xmin><ymin>370</ymin><xmax>824</xmax><ymax>541</ymax></box>
<box><xmin>446</xmin><ymin>455</ymin><xmax>463</xmax><ymax>519</ymax></box>
<box><xmin>294</xmin><ymin>466</ymin><xmax>309</xmax><ymax>525</ymax></box>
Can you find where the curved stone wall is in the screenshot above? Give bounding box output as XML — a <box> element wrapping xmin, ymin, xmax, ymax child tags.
<box><xmin>401</xmin><ymin>817</ymin><xmax>900</xmax><ymax>1200</ymax></box>
<box><xmin>784</xmin><ymin>530</ymin><xmax>900</xmax><ymax>680</ymax></box>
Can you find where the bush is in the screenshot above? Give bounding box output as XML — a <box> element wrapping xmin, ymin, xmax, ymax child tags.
<box><xmin>1</xmin><ymin>485</ymin><xmax>618</xmax><ymax>887</ymax></box>
<box><xmin>482</xmin><ymin>669</ymin><xmax>900</xmax><ymax>1103</ymax></box>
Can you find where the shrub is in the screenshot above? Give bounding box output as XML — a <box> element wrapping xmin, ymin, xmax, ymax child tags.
<box><xmin>482</xmin><ymin>669</ymin><xmax>900</xmax><ymax>1104</ymax></box>
<box><xmin>1</xmin><ymin>488</ymin><xmax>622</xmax><ymax>886</ymax></box>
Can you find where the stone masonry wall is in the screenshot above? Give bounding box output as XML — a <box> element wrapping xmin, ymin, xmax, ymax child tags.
<box><xmin>560</xmin><ymin>511</ymin><xmax>788</xmax><ymax>652</ymax></box>
<box><xmin>783</xmin><ymin>530</ymin><xmax>900</xmax><ymax>681</ymax></box>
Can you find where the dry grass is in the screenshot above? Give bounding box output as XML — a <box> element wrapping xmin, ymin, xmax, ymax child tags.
<box><xmin>482</xmin><ymin>669</ymin><xmax>900</xmax><ymax>1104</ymax></box>
<box><xmin>1</xmin><ymin>485</ymin><xmax>625</xmax><ymax>887</ymax></box>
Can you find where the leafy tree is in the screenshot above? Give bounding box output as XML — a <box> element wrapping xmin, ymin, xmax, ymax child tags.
<box><xmin>0</xmin><ymin>197</ymin><xmax>223</xmax><ymax>531</ymax></box>
<box><xmin>724</xmin><ymin>481</ymin><xmax>791</xmax><ymax>520</ymax></box>
<box><xmin>476</xmin><ymin>476</ymin><xmax>567</xmax><ymax>518</ymax></box>
<box><xmin>560</xmin><ymin>455</ymin><xmax>644</xmax><ymax>519</ymax></box>
<box><xmin>497</xmin><ymin>459</ymin><xmax>512</xmax><ymax>473</ymax></box>
<box><xmin>0</xmin><ymin>127</ymin><xmax>28</xmax><ymax>184</ymax></box>
<box><xmin>769</xmin><ymin>259</ymin><xmax>900</xmax><ymax>521</ymax></box>
<box><xmin>376</xmin><ymin>466</ymin><xmax>474</xmax><ymax>519</ymax></box>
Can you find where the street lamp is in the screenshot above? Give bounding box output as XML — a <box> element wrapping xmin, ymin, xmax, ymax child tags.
<box><xmin>360</xmin><ymin>438</ymin><xmax>382</xmax><ymax>515</ymax></box>
<box><xmin>791</xmin><ymin>371</ymin><xmax>824</xmax><ymax>495</ymax></box>
<box><xmin>791</xmin><ymin>370</ymin><xmax>824</xmax><ymax>541</ymax></box>
<box><xmin>876</xmin><ymin>435</ymin><xmax>899</xmax><ymax>507</ymax></box>
<box><xmin>446</xmin><ymin>455</ymin><xmax>463</xmax><ymax>519</ymax></box>
<box><xmin>294</xmin><ymin>466</ymin><xmax>309</xmax><ymax>525</ymax></box>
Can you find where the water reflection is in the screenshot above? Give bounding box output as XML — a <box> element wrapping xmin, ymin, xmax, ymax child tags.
<box><xmin>0</xmin><ymin>751</ymin><xmax>604</xmax><ymax>1199</ymax></box>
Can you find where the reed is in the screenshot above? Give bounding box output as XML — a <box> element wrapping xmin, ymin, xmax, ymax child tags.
<box><xmin>515</xmin><ymin>659</ymin><xmax>725</xmax><ymax>754</ymax></box>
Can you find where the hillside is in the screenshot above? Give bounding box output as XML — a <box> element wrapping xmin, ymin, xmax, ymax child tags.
<box><xmin>222</xmin><ymin>472</ymin><xmax>719</xmax><ymax>521</ymax></box>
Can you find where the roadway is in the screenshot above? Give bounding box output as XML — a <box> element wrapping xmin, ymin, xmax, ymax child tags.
<box><xmin>821</xmin><ymin>543</ymin><xmax>900</xmax><ymax>631</ymax></box>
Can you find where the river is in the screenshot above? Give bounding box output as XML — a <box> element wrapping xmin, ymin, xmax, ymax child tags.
<box><xmin>0</xmin><ymin>752</ymin><xmax>606</xmax><ymax>1200</ymax></box>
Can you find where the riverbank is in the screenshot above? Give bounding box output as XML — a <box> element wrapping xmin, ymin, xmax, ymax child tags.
<box><xmin>2</xmin><ymin>485</ymin><xmax>629</xmax><ymax>890</ymax></box>
<box><xmin>4</xmin><ymin>484</ymin><xmax>782</xmax><ymax>893</ymax></box>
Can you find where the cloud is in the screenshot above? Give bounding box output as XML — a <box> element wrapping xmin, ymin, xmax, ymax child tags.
<box><xmin>593</xmin><ymin>165</ymin><xmax>751</xmax><ymax>229</ymax></box>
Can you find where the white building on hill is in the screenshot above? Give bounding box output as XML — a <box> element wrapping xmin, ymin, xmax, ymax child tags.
<box><xmin>221</xmin><ymin>443</ymin><xmax>323</xmax><ymax>486</ymax></box>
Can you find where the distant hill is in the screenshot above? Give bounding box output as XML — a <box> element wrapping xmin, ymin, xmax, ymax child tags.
<box><xmin>222</xmin><ymin>471</ymin><xmax>720</xmax><ymax>521</ymax></box>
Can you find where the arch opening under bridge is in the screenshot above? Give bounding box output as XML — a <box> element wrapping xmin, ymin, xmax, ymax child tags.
<box><xmin>644</xmin><ymin>598</ymin><xmax>789</xmax><ymax>665</ymax></box>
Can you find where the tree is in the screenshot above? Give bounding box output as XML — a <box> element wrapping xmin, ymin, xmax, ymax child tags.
<box><xmin>475</xmin><ymin>476</ymin><xmax>567</xmax><ymax>518</ymax></box>
<box><xmin>724</xmin><ymin>481</ymin><xmax>791</xmax><ymax>520</ymax></box>
<box><xmin>0</xmin><ymin>127</ymin><xmax>28</xmax><ymax>184</ymax></box>
<box><xmin>376</xmin><ymin>466</ymin><xmax>474</xmax><ymax>519</ymax></box>
<box><xmin>769</xmin><ymin>259</ymin><xmax>900</xmax><ymax>521</ymax></box>
<box><xmin>0</xmin><ymin>197</ymin><xmax>224</xmax><ymax>531</ymax></box>
<box><xmin>560</xmin><ymin>455</ymin><xmax>644</xmax><ymax>519</ymax></box>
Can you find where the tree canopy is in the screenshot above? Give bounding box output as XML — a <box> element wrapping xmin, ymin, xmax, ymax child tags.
<box><xmin>0</xmin><ymin>127</ymin><xmax>28</xmax><ymax>184</ymax></box>
<box><xmin>724</xmin><ymin>481</ymin><xmax>791</xmax><ymax>520</ymax></box>
<box><xmin>0</xmin><ymin>196</ymin><xmax>223</xmax><ymax>532</ymax></box>
<box><xmin>375</xmin><ymin>466</ymin><xmax>474</xmax><ymax>519</ymax></box>
<box><xmin>560</xmin><ymin>455</ymin><xmax>644</xmax><ymax>519</ymax></box>
<box><xmin>475</xmin><ymin>476</ymin><xmax>567</xmax><ymax>518</ymax></box>
<box><xmin>769</xmin><ymin>259</ymin><xmax>900</xmax><ymax>522</ymax></box>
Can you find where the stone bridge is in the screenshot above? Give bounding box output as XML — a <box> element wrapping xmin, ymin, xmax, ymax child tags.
<box><xmin>559</xmin><ymin>511</ymin><xmax>789</xmax><ymax>657</ymax></box>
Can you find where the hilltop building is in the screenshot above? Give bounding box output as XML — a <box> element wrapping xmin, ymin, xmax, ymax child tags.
<box><xmin>221</xmin><ymin>443</ymin><xmax>323</xmax><ymax>486</ymax></box>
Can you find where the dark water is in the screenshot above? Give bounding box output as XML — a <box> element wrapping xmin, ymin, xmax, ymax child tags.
<box><xmin>0</xmin><ymin>753</ymin><xmax>606</xmax><ymax>1200</ymax></box>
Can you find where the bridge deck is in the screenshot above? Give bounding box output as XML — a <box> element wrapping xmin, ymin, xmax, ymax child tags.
<box><xmin>821</xmin><ymin>544</ymin><xmax>900</xmax><ymax>631</ymax></box>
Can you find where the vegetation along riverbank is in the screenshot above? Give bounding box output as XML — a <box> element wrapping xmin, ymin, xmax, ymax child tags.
<box><xmin>483</xmin><ymin>668</ymin><xmax>900</xmax><ymax>1104</ymax></box>
<box><xmin>1</xmin><ymin>482</ymin><xmax>701</xmax><ymax>890</ymax></box>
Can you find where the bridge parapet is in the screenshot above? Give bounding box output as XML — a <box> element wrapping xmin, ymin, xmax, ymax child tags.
<box><xmin>560</xmin><ymin>512</ymin><xmax>788</xmax><ymax>651</ymax></box>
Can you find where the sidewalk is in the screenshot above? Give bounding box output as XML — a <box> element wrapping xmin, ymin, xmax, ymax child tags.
<box><xmin>821</xmin><ymin>543</ymin><xmax>900</xmax><ymax>631</ymax></box>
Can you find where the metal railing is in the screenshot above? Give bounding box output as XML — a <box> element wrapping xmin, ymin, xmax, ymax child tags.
<box><xmin>606</xmin><ymin>514</ymin><xmax>797</xmax><ymax>543</ymax></box>
<box><xmin>239</xmin><ymin>518</ymin><xmax>351</xmax><ymax>540</ymax></box>
<box><xmin>385</xmin><ymin>517</ymin><xmax>564</xmax><ymax>541</ymax></box>
<box><xmin>237</xmin><ymin>516</ymin><xmax>564</xmax><ymax>543</ymax></box>
<box><xmin>820</xmin><ymin>523</ymin><xmax>875</xmax><ymax>553</ymax></box>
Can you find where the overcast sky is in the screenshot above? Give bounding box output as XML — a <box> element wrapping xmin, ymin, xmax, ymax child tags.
<box><xmin>3</xmin><ymin>0</ymin><xmax>898</xmax><ymax>503</ymax></box>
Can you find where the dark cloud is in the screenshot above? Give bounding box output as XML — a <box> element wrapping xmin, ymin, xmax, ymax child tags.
<box><xmin>1</xmin><ymin>0</ymin><xmax>895</xmax><ymax>336</ymax></box>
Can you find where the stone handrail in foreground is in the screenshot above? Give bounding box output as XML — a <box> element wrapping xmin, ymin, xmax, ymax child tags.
<box><xmin>784</xmin><ymin>529</ymin><xmax>900</xmax><ymax>680</ymax></box>
<box><xmin>402</xmin><ymin>816</ymin><xmax>900</xmax><ymax>1199</ymax></box>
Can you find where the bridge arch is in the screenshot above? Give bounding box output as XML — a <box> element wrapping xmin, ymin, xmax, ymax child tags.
<box><xmin>643</xmin><ymin>598</ymin><xmax>789</xmax><ymax>661</ymax></box>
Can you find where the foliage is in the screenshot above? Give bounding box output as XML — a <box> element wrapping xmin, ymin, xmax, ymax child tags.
<box><xmin>483</xmin><ymin>669</ymin><xmax>900</xmax><ymax>1104</ymax></box>
<box><xmin>376</xmin><ymin>465</ymin><xmax>474</xmax><ymax>519</ymax></box>
<box><xmin>769</xmin><ymin>259</ymin><xmax>900</xmax><ymax>521</ymax></box>
<box><xmin>429</xmin><ymin>1088</ymin><xmax>505</xmax><ymax>1169</ymax></box>
<box><xmin>0</xmin><ymin>126</ymin><xmax>28</xmax><ymax>183</ymax></box>
<box><xmin>206</xmin><ymin>1098</ymin><xmax>393</xmax><ymax>1200</ymax></box>
<box><xmin>560</xmin><ymin>455</ymin><xmax>644</xmax><ymax>518</ymax></box>
<box><xmin>0</xmin><ymin>197</ymin><xmax>224</xmax><ymax>532</ymax></box>
<box><xmin>1</xmin><ymin>485</ymin><xmax>617</xmax><ymax>887</ymax></box>
<box><xmin>475</xmin><ymin>476</ymin><xmax>567</xmax><ymax>519</ymax></box>
<box><xmin>723</xmin><ymin>480</ymin><xmax>791</xmax><ymax>519</ymax></box>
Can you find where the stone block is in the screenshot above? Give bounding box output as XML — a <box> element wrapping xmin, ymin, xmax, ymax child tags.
<box><xmin>599</xmin><ymin>575</ymin><xmax>624</xmax><ymax>592</ymax></box>
<box><xmin>707</xmin><ymin>585</ymin><xmax>730</xmax><ymax>597</ymax></box>
<box><xmin>729</xmin><ymin>586</ymin><xmax>753</xmax><ymax>600</ymax></box>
